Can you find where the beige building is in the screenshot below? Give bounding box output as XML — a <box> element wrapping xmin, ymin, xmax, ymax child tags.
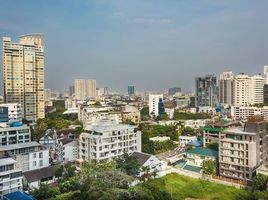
<box><xmin>219</xmin><ymin>120</ymin><xmax>268</xmax><ymax>181</ymax></box>
<box><xmin>122</xmin><ymin>105</ymin><xmax>140</xmax><ymax>124</ymax></box>
<box><xmin>3</xmin><ymin>34</ymin><xmax>45</xmax><ymax>122</ymax></box>
<box><xmin>74</xmin><ymin>79</ymin><xmax>96</xmax><ymax>100</ymax></box>
<box><xmin>233</xmin><ymin>74</ymin><xmax>265</xmax><ymax>106</ymax></box>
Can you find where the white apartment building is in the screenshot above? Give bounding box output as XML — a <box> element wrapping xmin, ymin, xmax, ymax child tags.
<box><xmin>0</xmin><ymin>125</ymin><xmax>31</xmax><ymax>146</ymax></box>
<box><xmin>231</xmin><ymin>106</ymin><xmax>268</xmax><ymax>120</ymax></box>
<box><xmin>233</xmin><ymin>74</ymin><xmax>265</xmax><ymax>106</ymax></box>
<box><xmin>59</xmin><ymin>138</ymin><xmax>79</xmax><ymax>162</ymax></box>
<box><xmin>184</xmin><ymin>119</ymin><xmax>210</xmax><ymax>129</ymax></box>
<box><xmin>0</xmin><ymin>142</ymin><xmax>49</xmax><ymax>172</ymax></box>
<box><xmin>219</xmin><ymin>71</ymin><xmax>234</xmax><ymax>106</ymax></box>
<box><xmin>149</xmin><ymin>94</ymin><xmax>163</xmax><ymax>117</ymax></box>
<box><xmin>79</xmin><ymin>124</ymin><xmax>142</xmax><ymax>162</ymax></box>
<box><xmin>0</xmin><ymin>103</ymin><xmax>22</xmax><ymax>123</ymax></box>
<box><xmin>74</xmin><ymin>79</ymin><xmax>96</xmax><ymax>100</ymax></box>
<box><xmin>3</xmin><ymin>34</ymin><xmax>45</xmax><ymax>122</ymax></box>
<box><xmin>179</xmin><ymin>135</ymin><xmax>197</xmax><ymax>147</ymax></box>
<box><xmin>0</xmin><ymin>158</ymin><xmax>23</xmax><ymax>196</ymax></box>
<box><xmin>219</xmin><ymin>121</ymin><xmax>268</xmax><ymax>181</ymax></box>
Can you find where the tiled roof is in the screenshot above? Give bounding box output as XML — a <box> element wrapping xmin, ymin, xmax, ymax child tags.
<box><xmin>132</xmin><ymin>152</ymin><xmax>152</xmax><ymax>166</ymax></box>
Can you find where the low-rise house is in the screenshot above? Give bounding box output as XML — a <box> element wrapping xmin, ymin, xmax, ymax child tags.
<box><xmin>186</xmin><ymin>147</ymin><xmax>218</xmax><ymax>168</ymax></box>
<box><xmin>149</xmin><ymin>136</ymin><xmax>170</xmax><ymax>142</ymax></box>
<box><xmin>179</xmin><ymin>135</ymin><xmax>197</xmax><ymax>147</ymax></box>
<box><xmin>23</xmin><ymin>165</ymin><xmax>61</xmax><ymax>189</ymax></box>
<box><xmin>121</xmin><ymin>105</ymin><xmax>140</xmax><ymax>125</ymax></box>
<box><xmin>132</xmin><ymin>152</ymin><xmax>161</xmax><ymax>175</ymax></box>
<box><xmin>184</xmin><ymin>119</ymin><xmax>210</xmax><ymax>129</ymax></box>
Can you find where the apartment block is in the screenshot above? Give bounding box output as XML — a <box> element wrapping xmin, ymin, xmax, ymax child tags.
<box><xmin>0</xmin><ymin>125</ymin><xmax>31</xmax><ymax>146</ymax></box>
<box><xmin>233</xmin><ymin>74</ymin><xmax>265</xmax><ymax>106</ymax></box>
<box><xmin>149</xmin><ymin>94</ymin><xmax>164</xmax><ymax>117</ymax></box>
<box><xmin>231</xmin><ymin>106</ymin><xmax>268</xmax><ymax>120</ymax></box>
<box><xmin>219</xmin><ymin>71</ymin><xmax>234</xmax><ymax>106</ymax></box>
<box><xmin>0</xmin><ymin>103</ymin><xmax>22</xmax><ymax>123</ymax></box>
<box><xmin>195</xmin><ymin>75</ymin><xmax>218</xmax><ymax>107</ymax></box>
<box><xmin>3</xmin><ymin>34</ymin><xmax>45</xmax><ymax>122</ymax></box>
<box><xmin>74</xmin><ymin>79</ymin><xmax>96</xmax><ymax>100</ymax></box>
<box><xmin>0</xmin><ymin>142</ymin><xmax>49</xmax><ymax>172</ymax></box>
<box><xmin>0</xmin><ymin>158</ymin><xmax>23</xmax><ymax>196</ymax></box>
<box><xmin>79</xmin><ymin>124</ymin><xmax>142</xmax><ymax>162</ymax></box>
<box><xmin>219</xmin><ymin>120</ymin><xmax>268</xmax><ymax>181</ymax></box>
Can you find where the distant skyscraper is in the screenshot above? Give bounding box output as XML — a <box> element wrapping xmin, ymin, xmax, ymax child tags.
<box><xmin>74</xmin><ymin>79</ymin><xmax>96</xmax><ymax>100</ymax></box>
<box><xmin>233</xmin><ymin>74</ymin><xmax>265</xmax><ymax>106</ymax></box>
<box><xmin>195</xmin><ymin>75</ymin><xmax>218</xmax><ymax>107</ymax></box>
<box><xmin>128</xmin><ymin>86</ymin><xmax>135</xmax><ymax>95</ymax></box>
<box><xmin>149</xmin><ymin>94</ymin><xmax>163</xmax><ymax>116</ymax></box>
<box><xmin>264</xmin><ymin>65</ymin><xmax>268</xmax><ymax>84</ymax></box>
<box><xmin>219</xmin><ymin>71</ymin><xmax>234</xmax><ymax>106</ymax></box>
<box><xmin>168</xmin><ymin>87</ymin><xmax>181</xmax><ymax>96</ymax></box>
<box><xmin>69</xmin><ymin>86</ymin><xmax>75</xmax><ymax>97</ymax></box>
<box><xmin>3</xmin><ymin>34</ymin><xmax>45</xmax><ymax>122</ymax></box>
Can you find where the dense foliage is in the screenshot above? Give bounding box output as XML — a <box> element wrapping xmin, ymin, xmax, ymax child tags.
<box><xmin>140</xmin><ymin>124</ymin><xmax>178</xmax><ymax>154</ymax></box>
<box><xmin>173</xmin><ymin>110</ymin><xmax>211</xmax><ymax>120</ymax></box>
<box><xmin>202</xmin><ymin>160</ymin><xmax>216</xmax><ymax>175</ymax></box>
<box><xmin>32</xmin><ymin>161</ymin><xmax>167</xmax><ymax>200</ymax></box>
<box><xmin>32</xmin><ymin>100</ymin><xmax>81</xmax><ymax>140</ymax></box>
<box><xmin>115</xmin><ymin>153</ymin><xmax>141</xmax><ymax>176</ymax></box>
<box><xmin>180</xmin><ymin>127</ymin><xmax>196</xmax><ymax>136</ymax></box>
<box><xmin>252</xmin><ymin>173</ymin><xmax>268</xmax><ymax>191</ymax></box>
<box><xmin>206</xmin><ymin>143</ymin><xmax>219</xmax><ymax>151</ymax></box>
<box><xmin>140</xmin><ymin>107</ymin><xmax>150</xmax><ymax>121</ymax></box>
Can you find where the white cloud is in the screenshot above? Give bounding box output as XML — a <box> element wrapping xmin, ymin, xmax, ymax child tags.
<box><xmin>134</xmin><ymin>18</ymin><xmax>171</xmax><ymax>25</ymax></box>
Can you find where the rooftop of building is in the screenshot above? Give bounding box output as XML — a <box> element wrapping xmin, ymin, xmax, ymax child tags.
<box><xmin>132</xmin><ymin>152</ymin><xmax>153</xmax><ymax>166</ymax></box>
<box><xmin>0</xmin><ymin>141</ymin><xmax>42</xmax><ymax>152</ymax></box>
<box><xmin>89</xmin><ymin>123</ymin><xmax>137</xmax><ymax>133</ymax></box>
<box><xmin>187</xmin><ymin>147</ymin><xmax>218</xmax><ymax>158</ymax></box>
<box><xmin>23</xmin><ymin>164</ymin><xmax>61</xmax><ymax>183</ymax></box>
<box><xmin>3</xmin><ymin>191</ymin><xmax>34</xmax><ymax>200</ymax></box>
<box><xmin>0</xmin><ymin>157</ymin><xmax>16</xmax><ymax>166</ymax></box>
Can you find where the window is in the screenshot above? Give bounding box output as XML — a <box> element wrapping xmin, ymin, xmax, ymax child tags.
<box><xmin>33</xmin><ymin>161</ymin><xmax>36</xmax><ymax>167</ymax></box>
<box><xmin>39</xmin><ymin>160</ymin><xmax>43</xmax><ymax>167</ymax></box>
<box><xmin>33</xmin><ymin>153</ymin><xmax>36</xmax><ymax>158</ymax></box>
<box><xmin>39</xmin><ymin>152</ymin><xmax>43</xmax><ymax>158</ymax></box>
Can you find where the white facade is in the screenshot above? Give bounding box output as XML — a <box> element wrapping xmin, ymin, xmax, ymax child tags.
<box><xmin>149</xmin><ymin>94</ymin><xmax>163</xmax><ymax>117</ymax></box>
<box><xmin>79</xmin><ymin>124</ymin><xmax>142</xmax><ymax>161</ymax></box>
<box><xmin>0</xmin><ymin>103</ymin><xmax>22</xmax><ymax>123</ymax></box>
<box><xmin>231</xmin><ymin>106</ymin><xmax>268</xmax><ymax>120</ymax></box>
<box><xmin>0</xmin><ymin>158</ymin><xmax>23</xmax><ymax>196</ymax></box>
<box><xmin>165</xmin><ymin>108</ymin><xmax>174</xmax><ymax>119</ymax></box>
<box><xmin>61</xmin><ymin>139</ymin><xmax>79</xmax><ymax>162</ymax></box>
<box><xmin>0</xmin><ymin>125</ymin><xmax>31</xmax><ymax>146</ymax></box>
<box><xmin>0</xmin><ymin>142</ymin><xmax>49</xmax><ymax>172</ymax></box>
<box><xmin>179</xmin><ymin>135</ymin><xmax>197</xmax><ymax>147</ymax></box>
<box><xmin>184</xmin><ymin>119</ymin><xmax>210</xmax><ymax>129</ymax></box>
<box><xmin>149</xmin><ymin>136</ymin><xmax>170</xmax><ymax>142</ymax></box>
<box><xmin>233</xmin><ymin>74</ymin><xmax>265</xmax><ymax>106</ymax></box>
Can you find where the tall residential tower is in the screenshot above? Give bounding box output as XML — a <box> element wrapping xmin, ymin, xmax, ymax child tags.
<box><xmin>3</xmin><ymin>34</ymin><xmax>45</xmax><ymax>122</ymax></box>
<box><xmin>219</xmin><ymin>71</ymin><xmax>234</xmax><ymax>106</ymax></box>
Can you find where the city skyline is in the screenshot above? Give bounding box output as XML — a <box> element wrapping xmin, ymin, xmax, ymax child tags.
<box><xmin>1</xmin><ymin>0</ymin><xmax>268</xmax><ymax>93</ymax></box>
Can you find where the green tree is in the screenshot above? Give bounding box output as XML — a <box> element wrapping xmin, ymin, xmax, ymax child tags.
<box><xmin>206</xmin><ymin>143</ymin><xmax>219</xmax><ymax>151</ymax></box>
<box><xmin>116</xmin><ymin>153</ymin><xmax>140</xmax><ymax>176</ymax></box>
<box><xmin>202</xmin><ymin>160</ymin><xmax>216</xmax><ymax>175</ymax></box>
<box><xmin>140</xmin><ymin>107</ymin><xmax>150</xmax><ymax>121</ymax></box>
<box><xmin>253</xmin><ymin>173</ymin><xmax>268</xmax><ymax>191</ymax></box>
<box><xmin>32</xmin><ymin>183</ymin><xmax>60</xmax><ymax>200</ymax></box>
<box><xmin>180</xmin><ymin>127</ymin><xmax>195</xmax><ymax>136</ymax></box>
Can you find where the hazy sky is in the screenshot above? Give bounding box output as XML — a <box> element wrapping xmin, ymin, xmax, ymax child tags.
<box><xmin>1</xmin><ymin>0</ymin><xmax>268</xmax><ymax>93</ymax></box>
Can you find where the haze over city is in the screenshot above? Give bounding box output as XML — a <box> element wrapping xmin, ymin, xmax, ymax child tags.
<box><xmin>1</xmin><ymin>0</ymin><xmax>268</xmax><ymax>92</ymax></box>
